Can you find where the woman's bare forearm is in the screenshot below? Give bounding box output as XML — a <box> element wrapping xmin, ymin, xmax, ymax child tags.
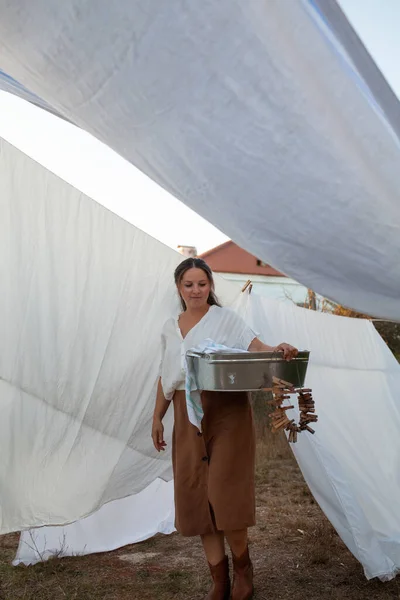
<box><xmin>248</xmin><ymin>337</ymin><xmax>276</xmax><ymax>352</ymax></box>
<box><xmin>248</xmin><ymin>337</ymin><xmax>298</xmax><ymax>360</ymax></box>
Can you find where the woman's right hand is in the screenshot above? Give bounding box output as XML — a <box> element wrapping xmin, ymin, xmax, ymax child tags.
<box><xmin>152</xmin><ymin>417</ymin><xmax>167</xmax><ymax>452</ymax></box>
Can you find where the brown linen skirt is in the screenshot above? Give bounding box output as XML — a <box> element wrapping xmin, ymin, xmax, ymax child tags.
<box><xmin>172</xmin><ymin>390</ymin><xmax>256</xmax><ymax>537</ymax></box>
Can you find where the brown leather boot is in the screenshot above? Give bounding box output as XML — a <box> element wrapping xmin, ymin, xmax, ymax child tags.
<box><xmin>205</xmin><ymin>555</ymin><xmax>231</xmax><ymax>600</ymax></box>
<box><xmin>231</xmin><ymin>546</ymin><xmax>254</xmax><ymax>600</ymax></box>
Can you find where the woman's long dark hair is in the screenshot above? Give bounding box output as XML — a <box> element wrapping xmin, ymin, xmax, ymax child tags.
<box><xmin>174</xmin><ymin>257</ymin><xmax>221</xmax><ymax>311</ymax></box>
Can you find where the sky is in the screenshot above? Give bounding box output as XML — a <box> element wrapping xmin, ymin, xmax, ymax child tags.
<box><xmin>338</xmin><ymin>0</ymin><xmax>400</xmax><ymax>96</ymax></box>
<box><xmin>0</xmin><ymin>0</ymin><xmax>398</xmax><ymax>255</ymax></box>
<box><xmin>0</xmin><ymin>95</ymin><xmax>228</xmax><ymax>255</ymax></box>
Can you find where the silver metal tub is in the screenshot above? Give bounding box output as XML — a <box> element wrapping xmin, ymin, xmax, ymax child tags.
<box><xmin>186</xmin><ymin>350</ymin><xmax>310</xmax><ymax>391</ymax></box>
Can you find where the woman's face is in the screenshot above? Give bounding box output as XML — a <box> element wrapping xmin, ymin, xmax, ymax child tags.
<box><xmin>178</xmin><ymin>268</ymin><xmax>211</xmax><ymax>310</ymax></box>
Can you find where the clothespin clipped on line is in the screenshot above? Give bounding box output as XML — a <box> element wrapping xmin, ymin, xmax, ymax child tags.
<box><xmin>241</xmin><ymin>280</ymin><xmax>253</xmax><ymax>294</ymax></box>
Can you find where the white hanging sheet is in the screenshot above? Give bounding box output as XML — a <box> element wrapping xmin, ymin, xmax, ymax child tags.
<box><xmin>13</xmin><ymin>479</ymin><xmax>175</xmax><ymax>566</ymax></box>
<box><xmin>233</xmin><ymin>292</ymin><xmax>400</xmax><ymax>581</ymax></box>
<box><xmin>0</xmin><ymin>137</ymin><xmax>237</xmax><ymax>534</ymax></box>
<box><xmin>0</xmin><ymin>0</ymin><xmax>399</xmax><ymax>318</ymax></box>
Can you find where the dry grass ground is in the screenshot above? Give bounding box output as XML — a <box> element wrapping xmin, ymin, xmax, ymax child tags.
<box><xmin>1</xmin><ymin>397</ymin><xmax>399</xmax><ymax>599</ymax></box>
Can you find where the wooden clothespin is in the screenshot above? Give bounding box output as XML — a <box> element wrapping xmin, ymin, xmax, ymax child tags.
<box><xmin>241</xmin><ymin>280</ymin><xmax>252</xmax><ymax>293</ymax></box>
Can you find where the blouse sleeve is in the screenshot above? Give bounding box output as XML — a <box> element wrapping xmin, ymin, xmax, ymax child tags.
<box><xmin>224</xmin><ymin>307</ymin><xmax>258</xmax><ymax>350</ymax></box>
<box><xmin>237</xmin><ymin>320</ymin><xmax>258</xmax><ymax>350</ymax></box>
<box><xmin>159</xmin><ymin>320</ymin><xmax>175</xmax><ymax>401</ymax></box>
<box><xmin>159</xmin><ymin>330</ymin><xmax>166</xmax><ymax>375</ymax></box>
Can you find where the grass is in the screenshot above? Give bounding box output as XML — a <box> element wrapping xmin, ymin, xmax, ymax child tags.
<box><xmin>1</xmin><ymin>398</ymin><xmax>400</xmax><ymax>599</ymax></box>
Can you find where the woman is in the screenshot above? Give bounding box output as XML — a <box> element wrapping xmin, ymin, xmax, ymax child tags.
<box><xmin>152</xmin><ymin>258</ymin><xmax>298</xmax><ymax>600</ymax></box>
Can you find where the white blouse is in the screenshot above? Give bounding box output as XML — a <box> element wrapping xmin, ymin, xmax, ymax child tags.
<box><xmin>160</xmin><ymin>305</ymin><xmax>258</xmax><ymax>400</ymax></box>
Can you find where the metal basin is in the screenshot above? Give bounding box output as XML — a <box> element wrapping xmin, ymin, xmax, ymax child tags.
<box><xmin>186</xmin><ymin>350</ymin><xmax>310</xmax><ymax>391</ymax></box>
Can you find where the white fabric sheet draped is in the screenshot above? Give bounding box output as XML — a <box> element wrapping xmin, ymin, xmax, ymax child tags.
<box><xmin>14</xmin><ymin>479</ymin><xmax>175</xmax><ymax>566</ymax></box>
<box><xmin>0</xmin><ymin>0</ymin><xmax>399</xmax><ymax>319</ymax></box>
<box><xmin>234</xmin><ymin>292</ymin><xmax>400</xmax><ymax>581</ymax></box>
<box><xmin>0</xmin><ymin>136</ymin><xmax>238</xmax><ymax>534</ymax></box>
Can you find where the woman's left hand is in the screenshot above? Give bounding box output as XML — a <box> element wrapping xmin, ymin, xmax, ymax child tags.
<box><xmin>274</xmin><ymin>343</ymin><xmax>299</xmax><ymax>361</ymax></box>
